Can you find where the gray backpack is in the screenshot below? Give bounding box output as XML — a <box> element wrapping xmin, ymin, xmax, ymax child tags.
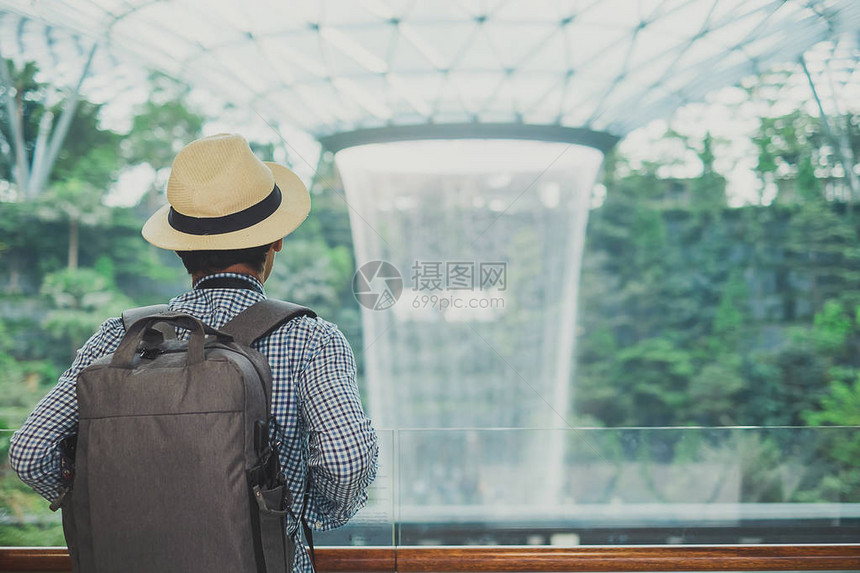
<box><xmin>55</xmin><ymin>300</ymin><xmax>316</xmax><ymax>573</ymax></box>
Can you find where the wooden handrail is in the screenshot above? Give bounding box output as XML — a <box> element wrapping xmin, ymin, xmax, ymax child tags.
<box><xmin>397</xmin><ymin>545</ymin><xmax>860</xmax><ymax>572</ymax></box>
<box><xmin>1</xmin><ymin>545</ymin><xmax>859</xmax><ymax>572</ymax></box>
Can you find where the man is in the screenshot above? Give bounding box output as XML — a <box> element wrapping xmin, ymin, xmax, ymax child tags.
<box><xmin>9</xmin><ymin>133</ymin><xmax>378</xmax><ymax>572</ymax></box>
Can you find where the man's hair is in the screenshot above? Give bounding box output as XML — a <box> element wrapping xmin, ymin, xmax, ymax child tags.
<box><xmin>176</xmin><ymin>243</ymin><xmax>273</xmax><ymax>275</ymax></box>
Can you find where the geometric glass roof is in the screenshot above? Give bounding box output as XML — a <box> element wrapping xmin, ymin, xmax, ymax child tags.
<box><xmin>1</xmin><ymin>0</ymin><xmax>859</xmax><ymax>143</ymax></box>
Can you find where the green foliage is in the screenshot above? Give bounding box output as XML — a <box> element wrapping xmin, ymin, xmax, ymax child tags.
<box><xmin>51</xmin><ymin>100</ymin><xmax>122</xmax><ymax>189</ymax></box>
<box><xmin>688</xmin><ymin>363</ymin><xmax>745</xmax><ymax>426</ymax></box>
<box><xmin>0</xmin><ymin>201</ymin><xmax>58</xmax><ymax>293</ymax></box>
<box><xmin>121</xmin><ymin>73</ymin><xmax>205</xmax><ymax>208</ymax></box>
<box><xmin>797</xmin><ymin>376</ymin><xmax>860</xmax><ymax>500</ymax></box>
<box><xmin>0</xmin><ymin>450</ymin><xmax>65</xmax><ymax>546</ymax></box>
<box><xmin>577</xmin><ymin>100</ymin><xmax>860</xmax><ymax>503</ymax></box>
<box><xmin>579</xmin><ymin>107</ymin><xmax>860</xmax><ymax>434</ymax></box>
<box><xmin>38</xmin><ymin>180</ymin><xmax>112</xmax><ymax>270</ymax></box>
<box><xmin>0</xmin><ymin>58</ymin><xmax>122</xmax><ymax>197</ymax></box>
<box><xmin>40</xmin><ymin>267</ymin><xmax>134</xmax><ymax>357</ymax></box>
<box><xmin>614</xmin><ymin>337</ymin><xmax>695</xmax><ymax>426</ymax></box>
<box><xmin>805</xmin><ymin>375</ymin><xmax>860</xmax><ymax>428</ymax></box>
<box><xmin>737</xmin><ymin>433</ymin><xmax>786</xmax><ymax>502</ymax></box>
<box><xmin>711</xmin><ymin>271</ymin><xmax>749</xmax><ymax>353</ymax></box>
<box><xmin>755</xmin><ymin>112</ymin><xmax>825</xmax><ymax>177</ymax></box>
<box><xmin>811</xmin><ymin>300</ymin><xmax>852</xmax><ymax>354</ymax></box>
<box><xmin>122</xmin><ymin>73</ymin><xmax>205</xmax><ymax>170</ymax></box>
<box><xmin>0</xmin><ymin>318</ymin><xmax>58</xmax><ymax>426</ymax></box>
<box><xmin>0</xmin><ymin>61</ymin><xmax>44</xmax><ymax>182</ymax></box>
<box><xmin>267</xmin><ymin>238</ymin><xmax>352</xmax><ymax>317</ymax></box>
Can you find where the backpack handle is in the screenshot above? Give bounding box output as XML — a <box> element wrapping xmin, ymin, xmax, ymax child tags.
<box><xmin>111</xmin><ymin>312</ymin><xmax>232</xmax><ymax>368</ymax></box>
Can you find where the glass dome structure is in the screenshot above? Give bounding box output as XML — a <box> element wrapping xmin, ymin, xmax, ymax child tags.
<box><xmin>1</xmin><ymin>0</ymin><xmax>859</xmax><ymax>140</ymax></box>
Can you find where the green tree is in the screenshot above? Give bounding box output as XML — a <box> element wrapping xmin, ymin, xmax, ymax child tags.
<box><xmin>0</xmin><ymin>317</ymin><xmax>57</xmax><ymax>426</ymax></box>
<box><xmin>266</xmin><ymin>237</ymin><xmax>353</xmax><ymax>320</ymax></box>
<box><xmin>801</xmin><ymin>376</ymin><xmax>860</xmax><ymax>500</ymax></box>
<box><xmin>0</xmin><ymin>50</ymin><xmax>99</xmax><ymax>199</ymax></box>
<box><xmin>121</xmin><ymin>73</ymin><xmax>205</xmax><ymax>208</ymax></box>
<box><xmin>710</xmin><ymin>271</ymin><xmax>750</xmax><ymax>353</ymax></box>
<box><xmin>0</xmin><ymin>61</ymin><xmax>42</xmax><ymax>187</ymax></box>
<box><xmin>811</xmin><ymin>300</ymin><xmax>853</xmax><ymax>355</ymax></box>
<box><xmin>36</xmin><ymin>181</ymin><xmax>111</xmax><ymax>270</ymax></box>
<box><xmin>577</xmin><ymin>102</ymin><xmax>860</xmax><ymax>431</ymax></box>
<box><xmin>0</xmin><ymin>201</ymin><xmax>55</xmax><ymax>293</ymax></box>
<box><xmin>40</xmin><ymin>265</ymin><xmax>134</xmax><ymax>358</ymax></box>
<box><xmin>600</xmin><ymin>337</ymin><xmax>695</xmax><ymax>427</ymax></box>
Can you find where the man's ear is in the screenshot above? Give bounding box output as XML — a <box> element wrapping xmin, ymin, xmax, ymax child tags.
<box><xmin>272</xmin><ymin>239</ymin><xmax>283</xmax><ymax>253</ymax></box>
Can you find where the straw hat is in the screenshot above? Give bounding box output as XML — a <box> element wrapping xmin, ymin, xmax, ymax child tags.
<box><xmin>142</xmin><ymin>133</ymin><xmax>310</xmax><ymax>250</ymax></box>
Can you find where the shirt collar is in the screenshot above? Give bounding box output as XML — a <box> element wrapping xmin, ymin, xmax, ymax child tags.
<box><xmin>193</xmin><ymin>272</ymin><xmax>265</xmax><ymax>295</ymax></box>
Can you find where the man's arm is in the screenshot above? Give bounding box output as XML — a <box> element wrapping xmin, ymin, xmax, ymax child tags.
<box><xmin>9</xmin><ymin>317</ymin><xmax>125</xmax><ymax>502</ymax></box>
<box><xmin>297</xmin><ymin>322</ymin><xmax>378</xmax><ymax>530</ymax></box>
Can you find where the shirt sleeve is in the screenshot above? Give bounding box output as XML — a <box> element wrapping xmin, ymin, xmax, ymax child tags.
<box><xmin>298</xmin><ymin>322</ymin><xmax>378</xmax><ymax>530</ymax></box>
<box><xmin>9</xmin><ymin>317</ymin><xmax>125</xmax><ymax>502</ymax></box>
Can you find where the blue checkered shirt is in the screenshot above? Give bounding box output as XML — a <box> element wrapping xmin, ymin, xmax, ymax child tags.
<box><xmin>9</xmin><ymin>273</ymin><xmax>378</xmax><ymax>573</ymax></box>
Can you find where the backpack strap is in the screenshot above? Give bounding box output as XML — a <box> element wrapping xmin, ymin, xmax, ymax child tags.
<box><xmin>224</xmin><ymin>299</ymin><xmax>317</xmax><ymax>562</ymax></box>
<box><xmin>121</xmin><ymin>304</ymin><xmax>170</xmax><ymax>331</ymax></box>
<box><xmin>121</xmin><ymin>304</ymin><xmax>173</xmax><ymax>343</ymax></box>
<box><xmin>221</xmin><ymin>299</ymin><xmax>316</xmax><ymax>347</ymax></box>
<box><xmin>302</xmin><ymin>482</ymin><xmax>316</xmax><ymax>569</ymax></box>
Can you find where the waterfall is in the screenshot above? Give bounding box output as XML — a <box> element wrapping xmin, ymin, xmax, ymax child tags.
<box><xmin>336</xmin><ymin>139</ymin><xmax>604</xmax><ymax>507</ymax></box>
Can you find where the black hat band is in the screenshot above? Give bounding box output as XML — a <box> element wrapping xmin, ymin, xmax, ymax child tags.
<box><xmin>168</xmin><ymin>185</ymin><xmax>282</xmax><ymax>236</ymax></box>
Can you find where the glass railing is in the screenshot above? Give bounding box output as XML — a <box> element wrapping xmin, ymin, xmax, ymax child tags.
<box><xmin>2</xmin><ymin>427</ymin><xmax>858</xmax><ymax>547</ymax></box>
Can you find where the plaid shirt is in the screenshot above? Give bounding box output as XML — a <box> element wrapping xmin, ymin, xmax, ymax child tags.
<box><xmin>9</xmin><ymin>272</ymin><xmax>378</xmax><ymax>573</ymax></box>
